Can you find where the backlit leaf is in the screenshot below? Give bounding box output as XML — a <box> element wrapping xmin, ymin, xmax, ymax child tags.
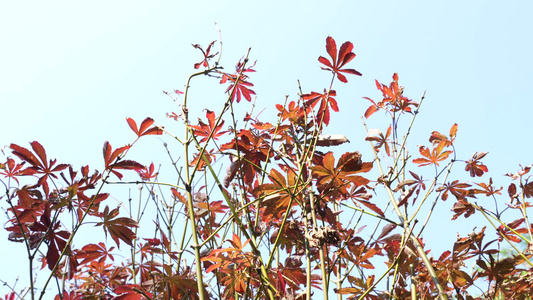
<box><xmin>318</xmin><ymin>36</ymin><xmax>362</xmax><ymax>83</ymax></box>
<box><xmin>96</xmin><ymin>206</ymin><xmax>139</xmax><ymax>248</ymax></box>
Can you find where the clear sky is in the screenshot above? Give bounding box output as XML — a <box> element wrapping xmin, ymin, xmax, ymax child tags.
<box><xmin>1</xmin><ymin>0</ymin><xmax>533</xmax><ymax>296</ymax></box>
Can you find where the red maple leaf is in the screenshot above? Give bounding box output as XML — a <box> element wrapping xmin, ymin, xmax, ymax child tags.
<box><xmin>364</xmin><ymin>73</ymin><xmax>419</xmax><ymax>117</ymax></box>
<box><xmin>189</xmin><ymin>109</ymin><xmax>227</xmax><ymax>143</ymax></box>
<box><xmin>252</xmin><ymin>168</ymin><xmax>301</xmax><ymax>221</ymax></box>
<box><xmin>10</xmin><ymin>142</ymin><xmax>69</xmax><ymax>195</ymax></box>
<box><xmin>436</xmin><ymin>180</ymin><xmax>474</xmax><ymax>201</ymax></box>
<box><xmin>363</xmin><ymin>97</ymin><xmax>384</xmax><ymax>119</ymax></box>
<box><xmin>497</xmin><ymin>218</ymin><xmax>530</xmax><ymax>243</ymax></box>
<box><xmin>318</xmin><ymin>36</ymin><xmax>362</xmax><ymax>83</ymax></box>
<box><xmin>220</xmin><ymin>129</ymin><xmax>270</xmax><ymax>185</ymax></box>
<box><xmin>102</xmin><ymin>141</ymin><xmax>144</xmax><ymax>180</ymax></box>
<box><xmin>96</xmin><ymin>206</ymin><xmax>139</xmax><ymax>248</ymax></box>
<box><xmin>302</xmin><ymin>90</ymin><xmax>338</xmax><ymax>126</ymax></box>
<box><xmin>28</xmin><ymin>205</ymin><xmax>71</xmax><ymax>271</ymax></box>
<box><xmin>126</xmin><ymin>117</ymin><xmax>163</xmax><ymax>137</ymax></box>
<box><xmin>276</xmin><ymin>100</ymin><xmax>307</xmax><ymax>123</ymax></box>
<box><xmin>0</xmin><ymin>157</ymin><xmax>27</xmax><ymax>184</ymax></box>
<box><xmin>220</xmin><ymin>60</ymin><xmax>256</xmax><ymax>103</ymax></box>
<box><xmin>136</xmin><ymin>162</ymin><xmax>158</xmax><ymax>181</ymax></box>
<box><xmin>202</xmin><ymin>234</ymin><xmax>256</xmax><ymax>297</ymax></box>
<box><xmin>76</xmin><ymin>242</ymin><xmax>115</xmax><ymax>265</ymax></box>
<box><xmin>220</xmin><ymin>73</ymin><xmax>256</xmax><ymax>103</ymax></box>
<box><xmin>312</xmin><ymin>151</ymin><xmax>371</xmax><ymax>196</ymax></box>
<box><xmin>347</xmin><ymin>186</ymin><xmax>384</xmax><ymax>217</ymax></box>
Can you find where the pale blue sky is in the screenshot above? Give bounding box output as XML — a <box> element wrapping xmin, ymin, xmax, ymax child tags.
<box><xmin>1</xmin><ymin>0</ymin><xmax>532</xmax><ymax>296</ymax></box>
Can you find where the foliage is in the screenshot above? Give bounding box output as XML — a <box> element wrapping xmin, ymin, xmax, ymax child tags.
<box><xmin>1</xmin><ymin>34</ymin><xmax>533</xmax><ymax>300</ymax></box>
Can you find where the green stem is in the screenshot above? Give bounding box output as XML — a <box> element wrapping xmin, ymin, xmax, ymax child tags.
<box><xmin>199</xmin><ymin>146</ymin><xmax>277</xmax><ymax>298</ymax></box>
<box><xmin>365</xmin><ymin>117</ymin><xmax>449</xmax><ymax>300</ymax></box>
<box><xmin>182</xmin><ymin>84</ymin><xmax>206</xmax><ymax>300</ymax></box>
<box><xmin>357</xmin><ymin>224</ymin><xmax>413</xmax><ymax>300</ymax></box>
<box><xmin>178</xmin><ymin>60</ymin><xmax>225</xmax><ymax>299</ymax></box>
<box><xmin>38</xmin><ymin>171</ymin><xmax>113</xmax><ymax>300</ymax></box>
<box><xmin>476</xmin><ymin>205</ymin><xmax>533</xmax><ymax>268</ymax></box>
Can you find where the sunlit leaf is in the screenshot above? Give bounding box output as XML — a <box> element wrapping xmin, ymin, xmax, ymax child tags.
<box><xmin>318</xmin><ymin>36</ymin><xmax>362</xmax><ymax>83</ymax></box>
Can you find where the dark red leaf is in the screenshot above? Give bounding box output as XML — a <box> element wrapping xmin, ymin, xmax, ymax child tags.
<box><xmin>96</xmin><ymin>206</ymin><xmax>139</xmax><ymax>248</ymax></box>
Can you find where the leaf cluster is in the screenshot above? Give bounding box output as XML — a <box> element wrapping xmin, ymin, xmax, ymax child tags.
<box><xmin>1</xmin><ymin>36</ymin><xmax>532</xmax><ymax>300</ymax></box>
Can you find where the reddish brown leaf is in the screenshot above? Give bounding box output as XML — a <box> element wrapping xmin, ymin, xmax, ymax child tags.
<box><xmin>313</xmin><ymin>152</ymin><xmax>370</xmax><ymax>196</ymax></box>
<box><xmin>220</xmin><ymin>129</ymin><xmax>270</xmax><ymax>185</ymax></box>
<box><xmin>0</xmin><ymin>158</ymin><xmax>27</xmax><ymax>184</ymax></box>
<box><xmin>276</xmin><ymin>100</ymin><xmax>307</xmax><ymax>122</ymax></box>
<box><xmin>364</xmin><ymin>73</ymin><xmax>419</xmax><ymax>117</ymax></box>
<box><xmin>474</xmin><ymin>178</ymin><xmax>502</xmax><ymax>197</ymax></box>
<box><xmin>497</xmin><ymin>218</ymin><xmax>529</xmax><ymax>243</ymax></box>
<box><xmin>465</xmin><ymin>152</ymin><xmax>489</xmax><ymax>177</ymax></box>
<box><xmin>302</xmin><ymin>90</ymin><xmax>339</xmax><ymax>126</ymax></box>
<box><xmin>413</xmin><ymin>141</ymin><xmax>453</xmax><ymax>167</ymax></box>
<box><xmin>524</xmin><ymin>181</ymin><xmax>533</xmax><ymax>198</ymax></box>
<box><xmin>103</xmin><ymin>142</ymin><xmax>132</xmax><ymax>179</ymax></box>
<box><xmin>96</xmin><ymin>206</ymin><xmax>139</xmax><ymax>248</ymax></box>
<box><xmin>136</xmin><ymin>162</ymin><xmax>157</xmax><ymax>181</ymax></box>
<box><xmin>437</xmin><ymin>180</ymin><xmax>474</xmax><ymax>201</ymax></box>
<box><xmin>318</xmin><ymin>36</ymin><xmax>362</xmax><ymax>83</ymax></box>
<box><xmin>429</xmin><ymin>124</ymin><xmax>458</xmax><ymax>147</ymax></box>
<box><xmin>54</xmin><ymin>291</ymin><xmax>82</xmax><ymax>300</ymax></box>
<box><xmin>189</xmin><ymin>109</ymin><xmax>227</xmax><ymax>143</ymax></box>
<box><xmin>253</xmin><ymin>168</ymin><xmax>301</xmax><ymax>221</ymax></box>
<box><xmin>103</xmin><ymin>141</ymin><xmax>129</xmax><ymax>168</ymax></box>
<box><xmin>353</xmin><ymin>198</ymin><xmax>384</xmax><ymax>217</ymax></box>
<box><xmin>451</xmin><ymin>199</ymin><xmax>476</xmax><ymax>220</ymax></box>
<box><xmin>76</xmin><ymin>242</ymin><xmax>115</xmax><ymax>265</ymax></box>
<box><xmin>219</xmin><ymin>60</ymin><xmax>256</xmax><ymax>103</ymax></box>
<box><xmin>363</xmin><ymin>97</ymin><xmax>384</xmax><ymax>118</ymax></box>
<box><xmin>28</xmin><ymin>205</ymin><xmax>71</xmax><ymax>271</ymax></box>
<box><xmin>508</xmin><ymin>183</ymin><xmax>518</xmax><ymax>202</ymax></box>
<box><xmin>10</xmin><ymin>142</ymin><xmax>69</xmax><ymax>195</ymax></box>
<box><xmin>376</xmin><ymin>224</ymin><xmax>397</xmax><ymax>241</ymax></box>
